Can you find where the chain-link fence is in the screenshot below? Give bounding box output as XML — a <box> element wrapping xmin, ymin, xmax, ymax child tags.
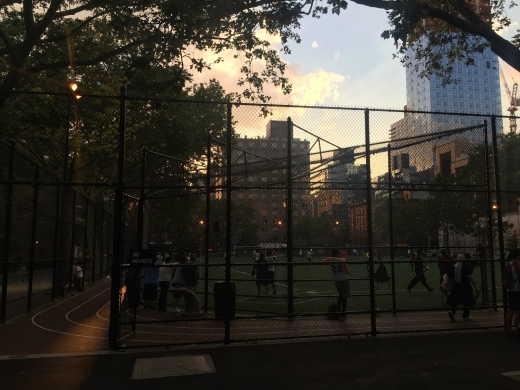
<box><xmin>0</xmin><ymin>138</ymin><xmax>115</xmax><ymax>323</ymax></box>
<box><xmin>1</xmin><ymin>89</ymin><xmax>517</xmax><ymax>347</ymax></box>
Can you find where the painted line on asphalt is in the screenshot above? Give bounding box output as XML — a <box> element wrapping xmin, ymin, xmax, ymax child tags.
<box><xmin>32</xmin><ymin>286</ymin><xmax>111</xmax><ymax>339</ymax></box>
<box><xmin>64</xmin><ymin>291</ymin><xmax>111</xmax><ymax>330</ymax></box>
<box><xmin>96</xmin><ymin>301</ymin><xmax>111</xmax><ymax>321</ymax></box>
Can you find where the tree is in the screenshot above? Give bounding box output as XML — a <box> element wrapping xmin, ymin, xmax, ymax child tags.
<box><xmin>350</xmin><ymin>0</ymin><xmax>520</xmax><ymax>84</ymax></box>
<box><xmin>0</xmin><ymin>0</ymin><xmax>332</xmax><ymax>110</ymax></box>
<box><xmin>293</xmin><ymin>215</ymin><xmax>332</xmax><ymax>247</ymax></box>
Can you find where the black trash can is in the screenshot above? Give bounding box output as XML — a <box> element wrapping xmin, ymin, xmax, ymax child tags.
<box><xmin>213</xmin><ymin>281</ymin><xmax>236</xmax><ymax>318</ymax></box>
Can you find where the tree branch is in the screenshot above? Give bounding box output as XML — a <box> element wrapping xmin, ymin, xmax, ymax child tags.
<box><xmin>0</xmin><ymin>26</ymin><xmax>14</xmax><ymax>58</ymax></box>
<box><xmin>25</xmin><ymin>37</ymin><xmax>151</xmax><ymax>73</ymax></box>
<box><xmin>23</xmin><ymin>0</ymin><xmax>35</xmax><ymax>34</ymax></box>
<box><xmin>350</xmin><ymin>0</ymin><xmax>520</xmax><ymax>74</ymax></box>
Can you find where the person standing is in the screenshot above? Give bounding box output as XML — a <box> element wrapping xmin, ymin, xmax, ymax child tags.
<box><xmin>170</xmin><ymin>252</ymin><xmax>186</xmax><ymax>312</ymax></box>
<box><xmin>446</xmin><ymin>254</ymin><xmax>480</xmax><ymax>321</ymax></box>
<box><xmin>266</xmin><ymin>250</ymin><xmax>277</xmax><ymax>295</ymax></box>
<box><xmin>157</xmin><ymin>255</ymin><xmax>172</xmax><ymax>312</ymax></box>
<box><xmin>143</xmin><ymin>254</ymin><xmax>162</xmax><ymax>308</ymax></box>
<box><xmin>407</xmin><ymin>249</ymin><xmax>434</xmax><ymax>293</ymax></box>
<box><xmin>251</xmin><ymin>251</ymin><xmax>269</xmax><ymax>295</ymax></box>
<box><xmin>183</xmin><ymin>254</ymin><xmax>199</xmax><ymax>292</ymax></box>
<box><xmin>73</xmin><ymin>261</ymin><xmax>84</xmax><ymax>293</ymax></box>
<box><xmin>505</xmin><ymin>248</ymin><xmax>520</xmax><ymax>336</ymax></box>
<box><xmin>322</xmin><ymin>248</ymin><xmax>350</xmax><ymax>318</ymax></box>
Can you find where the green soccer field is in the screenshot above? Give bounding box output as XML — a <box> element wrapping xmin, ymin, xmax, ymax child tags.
<box><xmin>201</xmin><ymin>254</ymin><xmax>504</xmax><ymax>316</ymax></box>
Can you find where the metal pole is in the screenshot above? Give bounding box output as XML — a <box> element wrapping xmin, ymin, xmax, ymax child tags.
<box><xmin>204</xmin><ymin>134</ymin><xmax>211</xmax><ymax>313</ymax></box>
<box><xmin>92</xmin><ymin>204</ymin><xmax>98</xmax><ymax>284</ymax></box>
<box><xmin>51</xmin><ymin>185</ymin><xmax>61</xmax><ymax>300</ymax></box>
<box><xmin>63</xmin><ymin>96</ymin><xmax>71</xmax><ymax>182</ymax></box>
<box><xmin>224</xmin><ymin>102</ymin><xmax>232</xmax><ymax>344</ymax></box>
<box><xmin>137</xmin><ymin>147</ymin><xmax>146</xmax><ymax>248</ymax></box>
<box><xmin>0</xmin><ymin>140</ymin><xmax>15</xmax><ymax>323</ymax></box>
<box><xmin>365</xmin><ymin>109</ymin><xmax>377</xmax><ymax>336</ymax></box>
<box><xmin>287</xmin><ymin>117</ymin><xmax>294</xmax><ymax>317</ymax></box>
<box><xmin>109</xmin><ymin>85</ymin><xmax>126</xmax><ymax>350</ymax></box>
<box><xmin>484</xmin><ymin>120</ymin><xmax>497</xmax><ymax>308</ymax></box>
<box><xmin>99</xmin><ymin>208</ymin><xmax>105</xmax><ymax>280</ymax></box>
<box><xmin>27</xmin><ymin>165</ymin><xmax>39</xmax><ymax>311</ymax></box>
<box><xmin>491</xmin><ymin>116</ymin><xmax>506</xmax><ymax>319</ymax></box>
<box><xmin>83</xmin><ymin>199</ymin><xmax>89</xmax><ymax>287</ymax></box>
<box><xmin>68</xmin><ymin>191</ymin><xmax>77</xmax><ymax>295</ymax></box>
<box><xmin>387</xmin><ymin>145</ymin><xmax>396</xmax><ymax>314</ymax></box>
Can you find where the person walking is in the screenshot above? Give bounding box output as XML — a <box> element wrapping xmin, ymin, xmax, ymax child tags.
<box><xmin>322</xmin><ymin>248</ymin><xmax>350</xmax><ymax>319</ymax></box>
<box><xmin>505</xmin><ymin>248</ymin><xmax>520</xmax><ymax>336</ymax></box>
<box><xmin>446</xmin><ymin>254</ymin><xmax>480</xmax><ymax>321</ymax></box>
<box><xmin>407</xmin><ymin>249</ymin><xmax>434</xmax><ymax>293</ymax></box>
<box><xmin>266</xmin><ymin>250</ymin><xmax>277</xmax><ymax>295</ymax></box>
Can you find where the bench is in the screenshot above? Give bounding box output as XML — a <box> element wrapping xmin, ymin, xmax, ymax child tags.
<box><xmin>171</xmin><ymin>287</ymin><xmax>201</xmax><ymax>316</ymax></box>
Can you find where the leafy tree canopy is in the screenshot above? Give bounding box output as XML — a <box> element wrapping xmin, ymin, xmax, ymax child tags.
<box><xmin>2</xmin><ymin>0</ymin><xmax>520</xmax><ymax>111</ymax></box>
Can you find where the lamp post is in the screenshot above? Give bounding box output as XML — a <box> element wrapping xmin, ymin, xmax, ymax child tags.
<box><xmin>63</xmin><ymin>83</ymin><xmax>79</xmax><ymax>182</ymax></box>
<box><xmin>199</xmin><ymin>219</ymin><xmax>204</xmax><ymax>252</ymax></box>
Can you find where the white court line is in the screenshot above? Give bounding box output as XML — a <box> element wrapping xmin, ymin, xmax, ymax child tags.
<box><xmin>32</xmin><ymin>286</ymin><xmax>111</xmax><ymax>339</ymax></box>
<box><xmin>96</xmin><ymin>301</ymin><xmax>111</xmax><ymax>321</ymax></box>
<box><xmin>65</xmin><ymin>289</ymin><xmax>111</xmax><ymax>330</ymax></box>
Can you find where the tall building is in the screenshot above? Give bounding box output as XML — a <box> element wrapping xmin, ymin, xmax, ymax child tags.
<box><xmin>390</xmin><ymin>7</ymin><xmax>503</xmax><ymax>175</ymax></box>
<box><xmin>230</xmin><ymin>120</ymin><xmax>311</xmax><ymax>244</ymax></box>
<box><xmin>406</xmin><ymin>43</ymin><xmax>502</xmax><ymax>118</ymax></box>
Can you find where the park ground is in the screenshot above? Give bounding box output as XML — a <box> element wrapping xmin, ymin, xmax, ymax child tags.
<box><xmin>1</xmin><ymin>278</ymin><xmax>520</xmax><ymax>389</ymax></box>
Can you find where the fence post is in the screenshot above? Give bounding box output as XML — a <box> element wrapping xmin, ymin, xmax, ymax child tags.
<box><xmin>137</xmin><ymin>147</ymin><xmax>146</xmax><ymax>248</ymax></box>
<box><xmin>83</xmin><ymin>198</ymin><xmax>89</xmax><ymax>287</ymax></box>
<box><xmin>204</xmin><ymin>134</ymin><xmax>211</xmax><ymax>313</ymax></box>
<box><xmin>287</xmin><ymin>117</ymin><xmax>294</xmax><ymax>317</ymax></box>
<box><xmin>27</xmin><ymin>165</ymin><xmax>39</xmax><ymax>311</ymax></box>
<box><xmin>484</xmin><ymin>121</ymin><xmax>497</xmax><ymax>308</ymax></box>
<box><xmin>0</xmin><ymin>140</ymin><xmax>15</xmax><ymax>323</ymax></box>
<box><xmin>387</xmin><ymin>145</ymin><xmax>396</xmax><ymax>314</ymax></box>
<box><xmin>92</xmin><ymin>204</ymin><xmax>98</xmax><ymax>284</ymax></box>
<box><xmin>109</xmin><ymin>85</ymin><xmax>126</xmax><ymax>350</ymax></box>
<box><xmin>51</xmin><ymin>185</ymin><xmax>61</xmax><ymax>300</ymax></box>
<box><xmin>365</xmin><ymin>109</ymin><xmax>376</xmax><ymax>336</ymax></box>
<box><xmin>224</xmin><ymin>102</ymin><xmax>232</xmax><ymax>344</ymax></box>
<box><xmin>490</xmin><ymin>116</ymin><xmax>506</xmax><ymax>320</ymax></box>
<box><xmin>68</xmin><ymin>190</ymin><xmax>77</xmax><ymax>294</ymax></box>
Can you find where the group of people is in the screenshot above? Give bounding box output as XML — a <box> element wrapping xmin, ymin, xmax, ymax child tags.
<box><xmin>407</xmin><ymin>248</ymin><xmax>481</xmax><ymax>321</ymax></box>
<box><xmin>142</xmin><ymin>252</ymin><xmax>199</xmax><ymax>312</ymax></box>
<box><xmin>251</xmin><ymin>250</ymin><xmax>277</xmax><ymax>295</ymax></box>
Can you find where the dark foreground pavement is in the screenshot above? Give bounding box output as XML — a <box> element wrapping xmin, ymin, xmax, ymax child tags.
<box><xmin>1</xmin><ymin>331</ymin><xmax>519</xmax><ymax>390</ymax></box>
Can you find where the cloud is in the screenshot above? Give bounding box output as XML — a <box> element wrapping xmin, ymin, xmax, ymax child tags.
<box><xmin>188</xmin><ymin>30</ymin><xmax>347</xmax><ymax>136</ymax></box>
<box><xmin>312</xmin><ymin>41</ymin><xmax>318</xmax><ymax>48</ymax></box>
<box><xmin>333</xmin><ymin>52</ymin><xmax>340</xmax><ymax>61</ymax></box>
<box><xmin>494</xmin><ymin>20</ymin><xmax>518</xmax><ymax>36</ymax></box>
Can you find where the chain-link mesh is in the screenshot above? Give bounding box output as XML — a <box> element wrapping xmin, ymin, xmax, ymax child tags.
<box><xmin>0</xmin><ymin>89</ymin><xmax>514</xmax><ymax>343</ymax></box>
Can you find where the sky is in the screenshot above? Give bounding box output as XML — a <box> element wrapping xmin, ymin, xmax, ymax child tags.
<box><xmin>192</xmin><ymin>3</ymin><xmax>520</xmax><ymax>109</ymax></box>
<box><xmin>191</xmin><ymin>2</ymin><xmax>520</xmax><ymax>154</ymax></box>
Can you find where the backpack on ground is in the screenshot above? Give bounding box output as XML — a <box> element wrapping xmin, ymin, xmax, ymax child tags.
<box><xmin>503</xmin><ymin>263</ymin><xmax>517</xmax><ymax>290</ymax></box>
<box><xmin>326</xmin><ymin>304</ymin><xmax>341</xmax><ymax>320</ymax></box>
<box><xmin>374</xmin><ymin>263</ymin><xmax>391</xmax><ymax>283</ymax></box>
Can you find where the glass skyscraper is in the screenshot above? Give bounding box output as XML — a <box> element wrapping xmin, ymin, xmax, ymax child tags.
<box><xmin>406</xmin><ymin>42</ymin><xmax>502</xmax><ymax>119</ymax></box>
